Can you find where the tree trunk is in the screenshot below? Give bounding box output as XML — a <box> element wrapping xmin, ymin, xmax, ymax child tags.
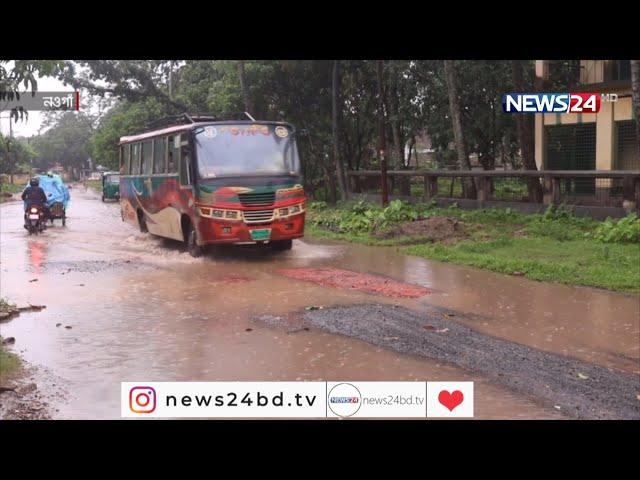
<box><xmin>512</xmin><ymin>60</ymin><xmax>543</xmax><ymax>202</ymax></box>
<box><xmin>443</xmin><ymin>60</ymin><xmax>476</xmax><ymax>198</ymax></box>
<box><xmin>237</xmin><ymin>60</ymin><xmax>254</xmax><ymax>115</ymax></box>
<box><xmin>377</xmin><ymin>60</ymin><xmax>389</xmax><ymax>205</ymax></box>
<box><xmin>332</xmin><ymin>60</ymin><xmax>348</xmax><ymax>201</ymax></box>
<box><xmin>389</xmin><ymin>74</ymin><xmax>410</xmax><ymax>195</ymax></box>
<box><xmin>631</xmin><ymin>60</ymin><xmax>640</xmax><ymax>157</ymax></box>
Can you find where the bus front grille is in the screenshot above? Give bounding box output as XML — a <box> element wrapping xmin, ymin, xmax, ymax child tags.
<box><xmin>243</xmin><ymin>209</ymin><xmax>274</xmax><ymax>223</ymax></box>
<box><xmin>238</xmin><ymin>192</ymin><xmax>276</xmax><ymax>207</ymax></box>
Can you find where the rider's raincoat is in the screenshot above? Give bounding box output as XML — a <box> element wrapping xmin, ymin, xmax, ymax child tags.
<box><xmin>23</xmin><ymin>175</ymin><xmax>70</xmax><ymax>209</ymax></box>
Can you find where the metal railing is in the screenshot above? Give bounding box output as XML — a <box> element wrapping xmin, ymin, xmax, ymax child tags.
<box><xmin>347</xmin><ymin>170</ymin><xmax>640</xmax><ymax>209</ymax></box>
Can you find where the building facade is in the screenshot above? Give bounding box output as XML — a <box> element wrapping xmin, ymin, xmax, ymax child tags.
<box><xmin>534</xmin><ymin>60</ymin><xmax>638</xmax><ymax>171</ymax></box>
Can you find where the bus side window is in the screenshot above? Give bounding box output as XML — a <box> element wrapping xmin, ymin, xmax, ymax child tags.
<box><xmin>142</xmin><ymin>140</ymin><xmax>153</xmax><ymax>175</ymax></box>
<box><xmin>123</xmin><ymin>145</ymin><xmax>131</xmax><ymax>174</ymax></box>
<box><xmin>180</xmin><ymin>145</ymin><xmax>191</xmax><ymax>186</ymax></box>
<box><xmin>168</xmin><ymin>136</ymin><xmax>178</xmax><ymax>174</ymax></box>
<box><xmin>153</xmin><ymin>137</ymin><xmax>165</xmax><ymax>174</ymax></box>
<box><xmin>131</xmin><ymin>143</ymin><xmax>141</xmax><ymax>174</ymax></box>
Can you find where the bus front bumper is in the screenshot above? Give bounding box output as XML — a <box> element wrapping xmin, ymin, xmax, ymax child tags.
<box><xmin>196</xmin><ymin>213</ymin><xmax>305</xmax><ymax>245</ymax></box>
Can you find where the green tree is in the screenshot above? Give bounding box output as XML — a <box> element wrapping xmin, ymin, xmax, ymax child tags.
<box><xmin>0</xmin><ymin>133</ymin><xmax>37</xmax><ymax>178</ymax></box>
<box><xmin>88</xmin><ymin>98</ymin><xmax>171</xmax><ymax>170</ymax></box>
<box><xmin>31</xmin><ymin>112</ymin><xmax>94</xmax><ymax>176</ymax></box>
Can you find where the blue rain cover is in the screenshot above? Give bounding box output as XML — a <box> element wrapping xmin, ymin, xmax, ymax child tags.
<box><xmin>23</xmin><ymin>175</ymin><xmax>70</xmax><ymax>209</ymax></box>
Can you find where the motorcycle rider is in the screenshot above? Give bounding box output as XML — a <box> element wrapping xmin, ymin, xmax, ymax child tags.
<box><xmin>21</xmin><ymin>177</ymin><xmax>48</xmax><ymax>229</ymax></box>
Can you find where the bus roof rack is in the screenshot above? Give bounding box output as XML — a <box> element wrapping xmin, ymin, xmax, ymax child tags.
<box><xmin>143</xmin><ymin>112</ymin><xmax>285</xmax><ymax>133</ymax></box>
<box><xmin>144</xmin><ymin>113</ymin><xmax>220</xmax><ymax>132</ymax></box>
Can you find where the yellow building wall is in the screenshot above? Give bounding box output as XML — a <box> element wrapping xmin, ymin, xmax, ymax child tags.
<box><xmin>596</xmin><ymin>100</ymin><xmax>614</xmax><ymax>169</ymax></box>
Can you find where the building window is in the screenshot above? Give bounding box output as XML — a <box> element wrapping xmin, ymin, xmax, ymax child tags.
<box><xmin>546</xmin><ymin>123</ymin><xmax>596</xmax><ymax>170</ymax></box>
<box><xmin>616</xmin><ymin>120</ymin><xmax>639</xmax><ymax>170</ymax></box>
<box><xmin>547</xmin><ymin>60</ymin><xmax>582</xmax><ymax>89</ymax></box>
<box><xmin>545</xmin><ymin>123</ymin><xmax>597</xmax><ymax>195</ymax></box>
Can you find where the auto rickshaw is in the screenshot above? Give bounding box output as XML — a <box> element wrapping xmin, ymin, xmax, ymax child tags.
<box><xmin>101</xmin><ymin>171</ymin><xmax>120</xmax><ymax>202</ymax></box>
<box><xmin>24</xmin><ymin>173</ymin><xmax>70</xmax><ymax>226</ymax></box>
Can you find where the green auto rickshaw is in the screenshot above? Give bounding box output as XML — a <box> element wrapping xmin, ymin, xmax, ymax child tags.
<box><xmin>101</xmin><ymin>171</ymin><xmax>120</xmax><ymax>202</ymax></box>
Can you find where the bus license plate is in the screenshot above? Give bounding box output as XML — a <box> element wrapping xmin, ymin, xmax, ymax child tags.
<box><xmin>250</xmin><ymin>229</ymin><xmax>271</xmax><ymax>241</ymax></box>
<box><xmin>29</xmin><ymin>214</ymin><xmax>39</xmax><ymax>220</ymax></box>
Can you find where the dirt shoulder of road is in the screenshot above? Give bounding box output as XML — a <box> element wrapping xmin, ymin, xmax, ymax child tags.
<box><xmin>0</xmin><ymin>301</ymin><xmax>56</xmax><ymax>420</ymax></box>
<box><xmin>302</xmin><ymin>303</ymin><xmax>640</xmax><ymax>420</ymax></box>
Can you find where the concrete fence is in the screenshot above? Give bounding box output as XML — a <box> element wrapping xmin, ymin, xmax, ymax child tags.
<box><xmin>347</xmin><ymin>170</ymin><xmax>640</xmax><ymax>219</ymax></box>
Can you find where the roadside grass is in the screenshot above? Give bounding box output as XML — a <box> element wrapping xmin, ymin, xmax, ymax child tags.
<box><xmin>406</xmin><ymin>237</ymin><xmax>639</xmax><ymax>293</ymax></box>
<box><xmin>0</xmin><ymin>298</ymin><xmax>21</xmax><ymax>381</ymax></box>
<box><xmin>0</xmin><ymin>342</ymin><xmax>20</xmax><ymax>381</ymax></box>
<box><xmin>0</xmin><ymin>182</ymin><xmax>23</xmax><ymax>203</ymax></box>
<box><xmin>86</xmin><ymin>180</ymin><xmax>102</xmax><ymax>193</ymax></box>
<box><xmin>306</xmin><ymin>200</ymin><xmax>640</xmax><ymax>294</ymax></box>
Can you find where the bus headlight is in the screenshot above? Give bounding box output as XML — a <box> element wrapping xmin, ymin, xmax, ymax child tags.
<box><xmin>199</xmin><ymin>207</ymin><xmax>242</xmax><ymax>221</ymax></box>
<box><xmin>276</xmin><ymin>203</ymin><xmax>304</xmax><ymax>219</ymax></box>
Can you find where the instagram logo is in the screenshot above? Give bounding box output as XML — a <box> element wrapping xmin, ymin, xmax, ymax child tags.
<box><xmin>129</xmin><ymin>386</ymin><xmax>156</xmax><ymax>413</ymax></box>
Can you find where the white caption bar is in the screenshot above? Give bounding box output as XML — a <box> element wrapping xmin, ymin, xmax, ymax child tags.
<box><xmin>121</xmin><ymin>381</ymin><xmax>473</xmax><ymax>418</ymax></box>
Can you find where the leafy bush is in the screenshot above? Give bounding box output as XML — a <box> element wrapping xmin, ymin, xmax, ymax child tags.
<box><xmin>308</xmin><ymin>201</ymin><xmax>328</xmax><ymax>211</ymax></box>
<box><xmin>381</xmin><ymin>199</ymin><xmax>419</xmax><ymax>223</ymax></box>
<box><xmin>542</xmin><ymin>203</ymin><xmax>574</xmax><ymax>222</ymax></box>
<box><xmin>594</xmin><ymin>213</ymin><xmax>640</xmax><ymax>243</ymax></box>
<box><xmin>310</xmin><ymin>200</ymin><xmax>424</xmax><ymax>234</ymax></box>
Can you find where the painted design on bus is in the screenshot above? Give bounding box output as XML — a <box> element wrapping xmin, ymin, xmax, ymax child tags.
<box><xmin>118</xmin><ymin>119</ymin><xmax>305</xmax><ymax>254</ymax></box>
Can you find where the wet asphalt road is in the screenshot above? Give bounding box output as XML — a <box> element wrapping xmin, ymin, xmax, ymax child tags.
<box><xmin>1</xmin><ymin>186</ymin><xmax>638</xmax><ymax>419</ymax></box>
<box><xmin>303</xmin><ymin>304</ymin><xmax>640</xmax><ymax>420</ymax></box>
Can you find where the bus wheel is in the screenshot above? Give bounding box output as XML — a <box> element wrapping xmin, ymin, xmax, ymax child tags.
<box><xmin>101</xmin><ymin>194</ymin><xmax>105</xmax><ymax>202</ymax></box>
<box><xmin>271</xmin><ymin>239</ymin><xmax>293</xmax><ymax>251</ymax></box>
<box><xmin>137</xmin><ymin>210</ymin><xmax>148</xmax><ymax>233</ymax></box>
<box><xmin>186</xmin><ymin>223</ymin><xmax>203</xmax><ymax>258</ymax></box>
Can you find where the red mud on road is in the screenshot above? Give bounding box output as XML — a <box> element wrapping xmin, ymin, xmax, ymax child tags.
<box><xmin>277</xmin><ymin>267</ymin><xmax>432</xmax><ymax>298</ymax></box>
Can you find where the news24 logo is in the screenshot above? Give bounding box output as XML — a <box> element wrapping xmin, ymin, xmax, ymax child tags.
<box><xmin>502</xmin><ymin>93</ymin><xmax>618</xmax><ymax>114</ymax></box>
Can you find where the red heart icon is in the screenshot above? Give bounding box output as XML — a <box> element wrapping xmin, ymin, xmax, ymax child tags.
<box><xmin>438</xmin><ymin>390</ymin><xmax>464</xmax><ymax>411</ymax></box>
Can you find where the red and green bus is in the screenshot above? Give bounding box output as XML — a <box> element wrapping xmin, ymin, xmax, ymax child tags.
<box><xmin>119</xmin><ymin>116</ymin><xmax>306</xmax><ymax>256</ymax></box>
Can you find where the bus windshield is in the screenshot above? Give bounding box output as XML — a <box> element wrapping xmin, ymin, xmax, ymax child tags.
<box><xmin>194</xmin><ymin>124</ymin><xmax>300</xmax><ymax>178</ymax></box>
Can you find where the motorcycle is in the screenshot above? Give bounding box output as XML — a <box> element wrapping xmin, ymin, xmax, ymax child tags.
<box><xmin>24</xmin><ymin>205</ymin><xmax>46</xmax><ymax>235</ymax></box>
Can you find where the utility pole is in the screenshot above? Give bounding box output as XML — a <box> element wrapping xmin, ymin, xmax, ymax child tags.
<box><xmin>377</xmin><ymin>60</ymin><xmax>389</xmax><ymax>206</ymax></box>
<box><xmin>8</xmin><ymin>113</ymin><xmax>14</xmax><ymax>184</ymax></box>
